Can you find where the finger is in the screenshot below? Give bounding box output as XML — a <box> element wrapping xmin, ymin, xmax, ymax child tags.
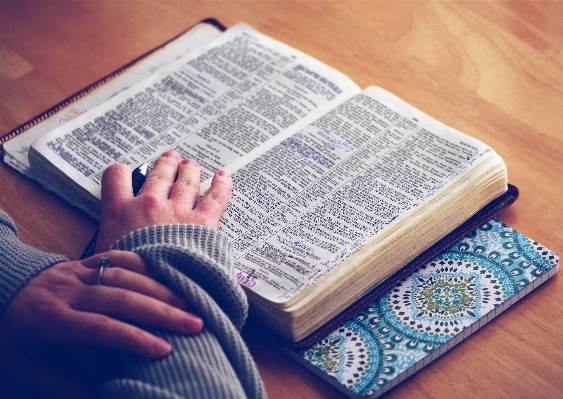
<box><xmin>82</xmin><ymin>251</ymin><xmax>158</xmax><ymax>284</ymax></box>
<box><xmin>82</xmin><ymin>251</ymin><xmax>187</xmax><ymax>310</ymax></box>
<box><xmin>192</xmin><ymin>169</ymin><xmax>232</xmax><ymax>228</ymax></box>
<box><xmin>101</xmin><ymin>164</ymin><xmax>134</xmax><ymax>204</ymax></box>
<box><xmin>169</xmin><ymin>158</ymin><xmax>201</xmax><ymax>205</ymax></box>
<box><xmin>83</xmin><ymin>251</ymin><xmax>151</xmax><ymax>276</ymax></box>
<box><xmin>80</xmin><ymin>285</ymin><xmax>203</xmax><ymax>335</ymax></box>
<box><xmin>100</xmin><ymin>267</ymin><xmax>187</xmax><ymax>310</ymax></box>
<box><xmin>58</xmin><ymin>311</ymin><xmax>174</xmax><ymax>359</ymax></box>
<box><xmin>141</xmin><ymin>151</ymin><xmax>182</xmax><ymax>198</ymax></box>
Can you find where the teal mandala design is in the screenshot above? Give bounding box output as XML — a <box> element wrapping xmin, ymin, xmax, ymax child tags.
<box><xmin>380</xmin><ymin>253</ymin><xmax>514</xmax><ymax>343</ymax></box>
<box><xmin>298</xmin><ymin>220</ymin><xmax>558</xmax><ymax>396</ymax></box>
<box><xmin>300</xmin><ymin>320</ymin><xmax>379</xmax><ymax>393</ymax></box>
<box><xmin>514</xmin><ymin>228</ymin><xmax>559</xmax><ymax>273</ymax></box>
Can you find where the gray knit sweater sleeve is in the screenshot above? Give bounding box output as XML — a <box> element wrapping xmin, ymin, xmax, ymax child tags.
<box><xmin>0</xmin><ymin>209</ymin><xmax>266</xmax><ymax>398</ymax></box>
<box><xmin>102</xmin><ymin>224</ymin><xmax>268</xmax><ymax>399</ymax></box>
<box><xmin>0</xmin><ymin>210</ymin><xmax>68</xmax><ymax>313</ymax></box>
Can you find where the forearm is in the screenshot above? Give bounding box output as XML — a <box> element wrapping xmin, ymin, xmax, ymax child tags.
<box><xmin>0</xmin><ymin>210</ymin><xmax>67</xmax><ymax>314</ymax></box>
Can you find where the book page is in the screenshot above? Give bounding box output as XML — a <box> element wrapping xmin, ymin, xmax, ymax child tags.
<box><xmin>30</xmin><ymin>23</ymin><xmax>360</xmax><ymax>199</ymax></box>
<box><xmin>3</xmin><ymin>22</ymin><xmax>224</xmax><ymax>173</ymax></box>
<box><xmin>223</xmin><ymin>86</ymin><xmax>503</xmax><ymax>303</ymax></box>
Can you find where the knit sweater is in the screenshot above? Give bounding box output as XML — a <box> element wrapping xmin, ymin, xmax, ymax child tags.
<box><xmin>0</xmin><ymin>210</ymin><xmax>267</xmax><ymax>399</ymax></box>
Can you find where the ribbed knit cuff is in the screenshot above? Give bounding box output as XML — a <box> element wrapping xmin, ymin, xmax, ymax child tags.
<box><xmin>0</xmin><ymin>211</ymin><xmax>68</xmax><ymax>313</ymax></box>
<box><xmin>111</xmin><ymin>224</ymin><xmax>248</xmax><ymax>330</ymax></box>
<box><xmin>111</xmin><ymin>224</ymin><xmax>234</xmax><ymax>274</ymax></box>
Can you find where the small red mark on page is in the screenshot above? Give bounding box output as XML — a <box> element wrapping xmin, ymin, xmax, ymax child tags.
<box><xmin>59</xmin><ymin>108</ymin><xmax>87</xmax><ymax>123</ymax></box>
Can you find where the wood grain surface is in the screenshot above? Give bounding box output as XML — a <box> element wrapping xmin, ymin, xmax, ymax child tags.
<box><xmin>1</xmin><ymin>1</ymin><xmax>562</xmax><ymax>398</ymax></box>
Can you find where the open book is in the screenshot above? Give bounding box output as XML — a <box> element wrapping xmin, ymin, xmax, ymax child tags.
<box><xmin>1</xmin><ymin>22</ymin><xmax>509</xmax><ymax>342</ymax></box>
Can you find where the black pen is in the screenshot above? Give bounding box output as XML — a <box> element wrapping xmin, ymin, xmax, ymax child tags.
<box><xmin>79</xmin><ymin>163</ymin><xmax>148</xmax><ymax>259</ymax></box>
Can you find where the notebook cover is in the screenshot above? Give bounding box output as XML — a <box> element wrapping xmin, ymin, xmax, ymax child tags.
<box><xmin>283</xmin><ymin>184</ymin><xmax>519</xmax><ymax>349</ymax></box>
<box><xmin>286</xmin><ymin>218</ymin><xmax>559</xmax><ymax>398</ymax></box>
<box><xmin>0</xmin><ymin>18</ymin><xmax>226</xmax><ymax>155</ymax></box>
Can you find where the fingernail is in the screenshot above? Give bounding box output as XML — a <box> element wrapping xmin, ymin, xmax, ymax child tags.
<box><xmin>163</xmin><ymin>150</ymin><xmax>181</xmax><ymax>160</ymax></box>
<box><xmin>217</xmin><ymin>170</ymin><xmax>230</xmax><ymax>178</ymax></box>
<box><xmin>182</xmin><ymin>158</ymin><xmax>198</xmax><ymax>166</ymax></box>
<box><xmin>152</xmin><ymin>339</ymin><xmax>172</xmax><ymax>356</ymax></box>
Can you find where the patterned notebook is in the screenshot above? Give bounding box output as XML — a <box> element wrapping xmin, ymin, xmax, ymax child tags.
<box><xmin>286</xmin><ymin>219</ymin><xmax>559</xmax><ymax>398</ymax></box>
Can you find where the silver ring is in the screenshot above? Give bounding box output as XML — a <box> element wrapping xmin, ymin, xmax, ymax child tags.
<box><xmin>97</xmin><ymin>256</ymin><xmax>111</xmax><ymax>285</ymax></box>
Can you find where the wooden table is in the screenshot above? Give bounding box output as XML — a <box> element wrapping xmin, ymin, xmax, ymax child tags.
<box><xmin>1</xmin><ymin>1</ymin><xmax>562</xmax><ymax>398</ymax></box>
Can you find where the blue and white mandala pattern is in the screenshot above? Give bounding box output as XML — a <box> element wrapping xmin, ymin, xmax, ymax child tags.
<box><xmin>380</xmin><ymin>253</ymin><xmax>514</xmax><ymax>343</ymax></box>
<box><xmin>301</xmin><ymin>320</ymin><xmax>379</xmax><ymax>392</ymax></box>
<box><xmin>298</xmin><ymin>219</ymin><xmax>559</xmax><ymax>396</ymax></box>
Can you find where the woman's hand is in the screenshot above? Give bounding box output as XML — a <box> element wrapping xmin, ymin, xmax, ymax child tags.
<box><xmin>0</xmin><ymin>152</ymin><xmax>232</xmax><ymax>359</ymax></box>
<box><xmin>0</xmin><ymin>152</ymin><xmax>233</xmax><ymax>397</ymax></box>
<box><xmin>95</xmin><ymin>150</ymin><xmax>232</xmax><ymax>252</ymax></box>
<box><xmin>0</xmin><ymin>251</ymin><xmax>203</xmax><ymax>359</ymax></box>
